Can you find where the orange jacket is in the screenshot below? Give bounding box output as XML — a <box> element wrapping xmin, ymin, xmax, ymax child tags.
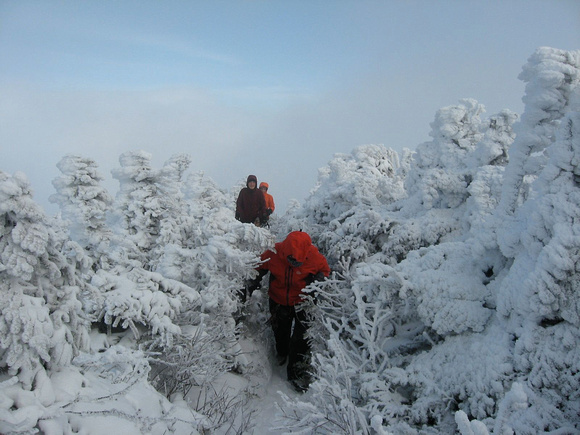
<box><xmin>257</xmin><ymin>231</ymin><xmax>330</xmax><ymax>306</ymax></box>
<box><xmin>259</xmin><ymin>182</ymin><xmax>275</xmax><ymax>214</ymax></box>
<box><xmin>264</xmin><ymin>192</ymin><xmax>275</xmax><ymax>213</ymax></box>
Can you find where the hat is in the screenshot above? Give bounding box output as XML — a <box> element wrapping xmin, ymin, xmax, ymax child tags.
<box><xmin>247</xmin><ymin>175</ymin><xmax>257</xmax><ymax>186</ymax></box>
<box><xmin>259</xmin><ymin>182</ymin><xmax>269</xmax><ymax>190</ymax></box>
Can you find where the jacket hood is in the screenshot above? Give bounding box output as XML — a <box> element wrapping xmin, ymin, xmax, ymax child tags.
<box><xmin>259</xmin><ymin>182</ymin><xmax>269</xmax><ymax>190</ymax></box>
<box><xmin>246</xmin><ymin>174</ymin><xmax>257</xmax><ymax>187</ymax></box>
<box><xmin>275</xmin><ymin>231</ymin><xmax>312</xmax><ymax>263</ymax></box>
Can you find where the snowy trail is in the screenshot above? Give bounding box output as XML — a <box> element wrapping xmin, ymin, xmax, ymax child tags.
<box><xmin>234</xmin><ymin>293</ymin><xmax>306</xmax><ymax>435</ymax></box>
<box><xmin>250</xmin><ymin>359</ymin><xmax>302</xmax><ymax>434</ymax></box>
<box><xmin>234</xmin><ymin>329</ymin><xmax>305</xmax><ymax>434</ymax></box>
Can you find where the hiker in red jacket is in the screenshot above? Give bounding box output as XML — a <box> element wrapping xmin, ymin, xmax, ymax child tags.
<box><xmin>235</xmin><ymin>175</ymin><xmax>267</xmax><ymax>225</ymax></box>
<box><xmin>244</xmin><ymin>231</ymin><xmax>330</xmax><ymax>392</ymax></box>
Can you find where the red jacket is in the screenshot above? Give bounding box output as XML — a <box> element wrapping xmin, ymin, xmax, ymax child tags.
<box><xmin>257</xmin><ymin>231</ymin><xmax>330</xmax><ymax>306</ymax></box>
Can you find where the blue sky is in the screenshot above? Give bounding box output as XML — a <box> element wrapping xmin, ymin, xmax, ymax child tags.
<box><xmin>1</xmin><ymin>1</ymin><xmax>579</xmax><ymax>214</ymax></box>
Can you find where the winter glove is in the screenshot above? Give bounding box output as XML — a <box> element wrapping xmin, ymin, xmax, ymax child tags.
<box><xmin>237</xmin><ymin>280</ymin><xmax>259</xmax><ymax>304</ymax></box>
<box><xmin>246</xmin><ymin>278</ymin><xmax>261</xmax><ymax>295</ymax></box>
<box><xmin>313</xmin><ymin>271</ymin><xmax>326</xmax><ymax>282</ymax></box>
<box><xmin>305</xmin><ymin>271</ymin><xmax>326</xmax><ymax>285</ymax></box>
<box><xmin>267</xmin><ymin>208</ymin><xmax>273</xmax><ymax>216</ymax></box>
<box><xmin>239</xmin><ymin>269</ymin><xmax>267</xmax><ymax>303</ymax></box>
<box><xmin>304</xmin><ymin>271</ymin><xmax>326</xmax><ymax>304</ymax></box>
<box><xmin>235</xmin><ymin>212</ymin><xmax>241</xmax><ymax>221</ymax></box>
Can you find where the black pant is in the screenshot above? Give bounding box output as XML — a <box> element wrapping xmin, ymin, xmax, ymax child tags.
<box><xmin>269</xmin><ymin>299</ymin><xmax>311</xmax><ymax>382</ymax></box>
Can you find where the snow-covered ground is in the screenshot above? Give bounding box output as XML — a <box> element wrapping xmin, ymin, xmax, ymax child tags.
<box><xmin>227</xmin><ymin>291</ymin><xmax>306</xmax><ymax>435</ymax></box>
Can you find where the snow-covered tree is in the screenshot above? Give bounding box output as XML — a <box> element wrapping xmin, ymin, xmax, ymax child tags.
<box><xmin>0</xmin><ymin>170</ymin><xmax>93</xmax><ymax>376</ymax></box>
<box><xmin>150</xmin><ymin>153</ymin><xmax>192</xmax><ymax>271</ymax></box>
<box><xmin>491</xmin><ymin>112</ymin><xmax>580</xmax><ymax>433</ymax></box>
<box><xmin>111</xmin><ymin>150</ymin><xmax>163</xmax><ymax>270</ymax></box>
<box><xmin>401</xmin><ymin>98</ymin><xmax>484</xmax><ymax>215</ymax></box>
<box><xmin>300</xmin><ymin>144</ymin><xmax>405</xmax><ymax>226</ymax></box>
<box><xmin>50</xmin><ymin>154</ymin><xmax>114</xmax><ymax>268</ymax></box>
<box><xmin>373</xmin><ymin>99</ymin><xmax>486</xmax><ymax>272</ymax></box>
<box><xmin>282</xmin><ymin>144</ymin><xmax>406</xmax><ymax>266</ymax></box>
<box><xmin>0</xmin><ymin>170</ymin><xmax>95</xmax><ymax>431</ymax></box>
<box><xmin>498</xmin><ymin>47</ymin><xmax>580</xmax><ymax>216</ymax></box>
<box><xmin>469</xmin><ymin>110</ymin><xmax>517</xmax><ymax>168</ymax></box>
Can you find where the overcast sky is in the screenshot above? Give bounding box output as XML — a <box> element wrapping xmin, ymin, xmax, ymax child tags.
<box><xmin>1</xmin><ymin>1</ymin><xmax>579</xmax><ymax>214</ymax></box>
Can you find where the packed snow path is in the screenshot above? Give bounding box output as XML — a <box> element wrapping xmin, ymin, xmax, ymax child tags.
<box><xmin>224</xmin><ymin>290</ymin><xmax>306</xmax><ymax>435</ymax></box>
<box><xmin>236</xmin><ymin>335</ymin><xmax>304</xmax><ymax>434</ymax></box>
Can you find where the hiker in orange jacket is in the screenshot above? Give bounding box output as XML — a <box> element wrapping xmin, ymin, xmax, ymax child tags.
<box><xmin>244</xmin><ymin>231</ymin><xmax>330</xmax><ymax>392</ymax></box>
<box><xmin>259</xmin><ymin>182</ymin><xmax>275</xmax><ymax>216</ymax></box>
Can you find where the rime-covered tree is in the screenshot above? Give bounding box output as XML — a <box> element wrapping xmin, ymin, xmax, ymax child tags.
<box><xmin>498</xmin><ymin>47</ymin><xmax>580</xmax><ymax>216</ymax></box>
<box><xmin>157</xmin><ymin>169</ymin><xmax>273</xmax><ymax>289</ymax></box>
<box><xmin>469</xmin><ymin>110</ymin><xmax>517</xmax><ymax>168</ymax></box>
<box><xmin>375</xmin><ymin>107</ymin><xmax>521</xmax><ymax>432</ymax></box>
<box><xmin>491</xmin><ymin>112</ymin><xmax>580</xmax><ymax>434</ymax></box>
<box><xmin>56</xmin><ymin>152</ymin><xmax>267</xmax><ymax>431</ymax></box>
<box><xmin>111</xmin><ymin>150</ymin><xmax>162</xmax><ymax>270</ymax></box>
<box><xmin>46</xmin><ymin>152</ymin><xmax>263</xmax><ymax>432</ymax></box>
<box><xmin>277</xmin><ymin>99</ymin><xmax>516</xmax><ymax>434</ymax></box>
<box><xmin>0</xmin><ymin>170</ymin><xmax>93</xmax><ymax>427</ymax></box>
<box><xmin>379</xmin><ymin>99</ymin><xmax>488</xmax><ymax>267</ymax></box>
<box><xmin>396</xmin><ymin>106</ymin><xmax>519</xmax><ymax>341</ymax></box>
<box><xmin>4</xmin><ymin>45</ymin><xmax>580</xmax><ymax>435</ymax></box>
<box><xmin>50</xmin><ymin>154</ymin><xmax>114</xmax><ymax>269</ymax></box>
<box><xmin>1</xmin><ymin>166</ymin><xmax>208</xmax><ymax>432</ymax></box>
<box><xmin>150</xmin><ymin>153</ymin><xmax>192</xmax><ymax>271</ymax></box>
<box><xmin>299</xmin><ymin>144</ymin><xmax>405</xmax><ymax>226</ymax></box>
<box><xmin>465</xmin><ymin>110</ymin><xmax>518</xmax><ymax>239</ymax></box>
<box><xmin>282</xmin><ymin>144</ymin><xmax>407</xmax><ymax>265</ymax></box>
<box><xmin>401</xmin><ymin>98</ymin><xmax>484</xmax><ymax>215</ymax></box>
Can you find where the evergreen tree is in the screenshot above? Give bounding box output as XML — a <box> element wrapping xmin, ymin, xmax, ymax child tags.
<box><xmin>402</xmin><ymin>98</ymin><xmax>484</xmax><ymax>215</ymax></box>
<box><xmin>498</xmin><ymin>47</ymin><xmax>580</xmax><ymax>216</ymax></box>
<box><xmin>3</xmin><ymin>45</ymin><xmax>580</xmax><ymax>435</ymax></box>
<box><xmin>283</xmin><ymin>144</ymin><xmax>406</xmax><ymax>265</ymax></box>
<box><xmin>0</xmin><ymin>171</ymin><xmax>92</xmax><ymax>389</ymax></box>
<box><xmin>111</xmin><ymin>150</ymin><xmax>162</xmax><ymax>270</ymax></box>
<box><xmin>280</xmin><ymin>49</ymin><xmax>580</xmax><ymax>434</ymax></box>
<box><xmin>382</xmin><ymin>99</ymin><xmax>487</xmax><ymax>265</ymax></box>
<box><xmin>151</xmin><ymin>153</ymin><xmax>192</xmax><ymax>271</ymax></box>
<box><xmin>50</xmin><ymin>154</ymin><xmax>114</xmax><ymax>269</ymax></box>
<box><xmin>492</xmin><ymin>112</ymin><xmax>580</xmax><ymax>433</ymax></box>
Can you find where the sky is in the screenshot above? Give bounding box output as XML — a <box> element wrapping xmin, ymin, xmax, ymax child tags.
<box><xmin>1</xmin><ymin>1</ymin><xmax>579</xmax><ymax>215</ymax></box>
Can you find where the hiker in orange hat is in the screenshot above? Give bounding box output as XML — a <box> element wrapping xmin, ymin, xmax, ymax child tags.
<box><xmin>259</xmin><ymin>182</ymin><xmax>275</xmax><ymax>225</ymax></box>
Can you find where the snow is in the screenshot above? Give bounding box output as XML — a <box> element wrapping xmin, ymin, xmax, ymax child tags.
<box><xmin>1</xmin><ymin>46</ymin><xmax>580</xmax><ymax>434</ymax></box>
